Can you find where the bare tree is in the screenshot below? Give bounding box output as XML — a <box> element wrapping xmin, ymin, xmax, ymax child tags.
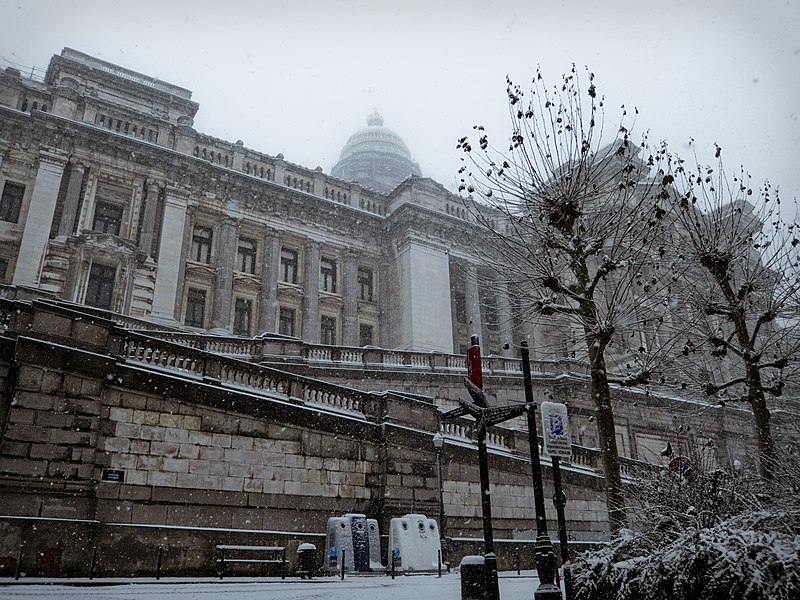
<box><xmin>671</xmin><ymin>145</ymin><xmax>800</xmax><ymax>479</ymax></box>
<box><xmin>456</xmin><ymin>66</ymin><xmax>683</xmax><ymax>533</ymax></box>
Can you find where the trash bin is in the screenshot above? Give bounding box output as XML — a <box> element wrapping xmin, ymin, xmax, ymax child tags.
<box><xmin>460</xmin><ymin>555</ymin><xmax>485</xmax><ymax>600</ymax></box>
<box><xmin>297</xmin><ymin>543</ymin><xmax>317</xmax><ymax>579</ymax></box>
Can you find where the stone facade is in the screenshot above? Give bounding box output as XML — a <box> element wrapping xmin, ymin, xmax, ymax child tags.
<box><xmin>0</xmin><ymin>298</ymin><xmax>617</xmax><ymax>576</ymax></box>
<box><xmin>0</xmin><ymin>296</ymin><xmax>777</xmax><ymax>577</ymax></box>
<box><xmin>0</xmin><ymin>48</ymin><xmax>529</xmax><ymax>358</ymax></box>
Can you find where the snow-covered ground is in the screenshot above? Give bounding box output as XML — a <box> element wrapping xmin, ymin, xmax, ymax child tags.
<box><xmin>0</xmin><ymin>572</ymin><xmax>555</xmax><ymax>600</ymax></box>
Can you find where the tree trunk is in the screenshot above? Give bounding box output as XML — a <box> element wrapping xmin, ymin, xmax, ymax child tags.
<box><xmin>747</xmin><ymin>364</ymin><xmax>776</xmax><ymax>479</ymax></box>
<box><xmin>586</xmin><ymin>337</ymin><xmax>626</xmax><ymax>534</ymax></box>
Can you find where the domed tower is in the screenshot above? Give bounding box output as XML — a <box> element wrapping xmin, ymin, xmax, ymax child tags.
<box><xmin>331</xmin><ymin>110</ymin><xmax>422</xmax><ymax>194</ymax></box>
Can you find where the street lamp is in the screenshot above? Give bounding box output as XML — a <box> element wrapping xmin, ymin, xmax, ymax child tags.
<box><xmin>432</xmin><ymin>430</ymin><xmax>448</xmax><ymax>570</ymax></box>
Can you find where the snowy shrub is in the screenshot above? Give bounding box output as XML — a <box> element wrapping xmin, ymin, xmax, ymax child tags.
<box><xmin>572</xmin><ymin>459</ymin><xmax>800</xmax><ymax>600</ymax></box>
<box><xmin>572</xmin><ymin>510</ymin><xmax>800</xmax><ymax>600</ymax></box>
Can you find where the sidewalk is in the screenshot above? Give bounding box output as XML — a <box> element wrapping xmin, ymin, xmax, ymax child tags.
<box><xmin>0</xmin><ymin>571</ymin><xmax>557</xmax><ymax>600</ymax></box>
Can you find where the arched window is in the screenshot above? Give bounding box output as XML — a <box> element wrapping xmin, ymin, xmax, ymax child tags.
<box><xmin>194</xmin><ymin>146</ymin><xmax>199</xmax><ymax>157</ymax></box>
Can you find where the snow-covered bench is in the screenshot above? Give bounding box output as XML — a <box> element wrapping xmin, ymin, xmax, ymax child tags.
<box><xmin>216</xmin><ymin>544</ymin><xmax>286</xmax><ymax>579</ymax></box>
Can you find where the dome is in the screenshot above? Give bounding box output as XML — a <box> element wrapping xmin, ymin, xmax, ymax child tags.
<box><xmin>331</xmin><ymin>111</ymin><xmax>421</xmax><ymax>194</ymax></box>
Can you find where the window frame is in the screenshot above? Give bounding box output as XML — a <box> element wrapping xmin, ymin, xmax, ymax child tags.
<box><xmin>359</xmin><ymin>323</ymin><xmax>374</xmax><ymax>347</ymax></box>
<box><xmin>0</xmin><ymin>181</ymin><xmax>24</xmax><ymax>224</ymax></box>
<box><xmin>237</xmin><ymin>237</ymin><xmax>257</xmax><ymax>274</ymax></box>
<box><xmin>233</xmin><ymin>297</ymin><xmax>253</xmax><ymax>336</ymax></box>
<box><xmin>84</xmin><ymin>262</ymin><xmax>116</xmax><ymax>309</ymax></box>
<box><xmin>280</xmin><ymin>247</ymin><xmax>298</xmax><ymax>284</ymax></box>
<box><xmin>92</xmin><ymin>201</ymin><xmax>124</xmax><ymax>236</ymax></box>
<box><xmin>320</xmin><ymin>258</ymin><xmax>337</xmax><ymax>293</ymax></box>
<box><xmin>358</xmin><ymin>267</ymin><xmax>374</xmax><ymax>302</ymax></box>
<box><xmin>185</xmin><ymin>287</ymin><xmax>207</xmax><ymax>328</ymax></box>
<box><xmin>191</xmin><ymin>225</ymin><xmax>213</xmax><ymax>264</ymax></box>
<box><xmin>320</xmin><ymin>315</ymin><xmax>337</xmax><ymax>345</ymax></box>
<box><xmin>278</xmin><ymin>306</ymin><xmax>296</xmax><ymax>337</ymax></box>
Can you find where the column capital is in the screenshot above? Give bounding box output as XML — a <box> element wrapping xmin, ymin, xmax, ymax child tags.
<box><xmin>67</xmin><ymin>158</ymin><xmax>87</xmax><ymax>171</ymax></box>
<box><xmin>38</xmin><ymin>149</ymin><xmax>69</xmax><ymax>169</ymax></box>
<box><xmin>145</xmin><ymin>179</ymin><xmax>165</xmax><ymax>194</ymax></box>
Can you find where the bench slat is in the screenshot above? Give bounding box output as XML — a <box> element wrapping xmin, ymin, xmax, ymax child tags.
<box><xmin>216</xmin><ymin>545</ymin><xmax>285</xmax><ymax>551</ymax></box>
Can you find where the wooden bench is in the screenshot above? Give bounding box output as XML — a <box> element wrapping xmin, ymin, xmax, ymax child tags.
<box><xmin>216</xmin><ymin>545</ymin><xmax>286</xmax><ymax>579</ymax></box>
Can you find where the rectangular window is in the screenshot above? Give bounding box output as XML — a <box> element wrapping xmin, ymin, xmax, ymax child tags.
<box><xmin>278</xmin><ymin>307</ymin><xmax>296</xmax><ymax>336</ymax></box>
<box><xmin>0</xmin><ymin>182</ymin><xmax>24</xmax><ymax>223</ymax></box>
<box><xmin>321</xmin><ymin>315</ymin><xmax>336</xmax><ymax>345</ymax></box>
<box><xmin>191</xmin><ymin>226</ymin><xmax>213</xmax><ymax>263</ymax></box>
<box><xmin>359</xmin><ymin>323</ymin><xmax>374</xmax><ymax>347</ymax></box>
<box><xmin>237</xmin><ymin>237</ymin><xmax>256</xmax><ymax>274</ymax></box>
<box><xmin>0</xmin><ymin>258</ymin><xmax>7</xmax><ymax>282</ymax></box>
<box><xmin>320</xmin><ymin>258</ymin><xmax>337</xmax><ymax>293</ymax></box>
<box><xmin>233</xmin><ymin>298</ymin><xmax>252</xmax><ymax>336</ymax></box>
<box><xmin>85</xmin><ymin>263</ymin><xmax>116</xmax><ymax>309</ymax></box>
<box><xmin>185</xmin><ymin>288</ymin><xmax>206</xmax><ymax>328</ymax></box>
<box><xmin>358</xmin><ymin>267</ymin><xmax>374</xmax><ymax>302</ymax></box>
<box><xmin>92</xmin><ymin>202</ymin><xmax>123</xmax><ymax>236</ymax></box>
<box><xmin>280</xmin><ymin>248</ymin><xmax>298</xmax><ymax>284</ymax></box>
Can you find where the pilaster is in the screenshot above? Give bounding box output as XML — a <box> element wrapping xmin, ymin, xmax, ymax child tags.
<box><xmin>210</xmin><ymin>219</ymin><xmax>237</xmax><ymax>330</ymax></box>
<box><xmin>342</xmin><ymin>250</ymin><xmax>359</xmax><ymax>346</ymax></box>
<box><xmin>57</xmin><ymin>161</ymin><xmax>86</xmax><ymax>237</ymax></box>
<box><xmin>151</xmin><ymin>187</ymin><xmax>189</xmax><ymax>320</ymax></box>
<box><xmin>258</xmin><ymin>231</ymin><xmax>280</xmax><ymax>333</ymax></box>
<box><xmin>301</xmin><ymin>241</ymin><xmax>320</xmax><ymax>343</ymax></box>
<box><xmin>12</xmin><ymin>150</ymin><xmax>68</xmax><ymax>287</ymax></box>
<box><xmin>137</xmin><ymin>181</ymin><xmax>162</xmax><ymax>257</ymax></box>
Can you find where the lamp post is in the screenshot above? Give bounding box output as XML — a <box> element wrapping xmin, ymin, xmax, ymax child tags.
<box><xmin>432</xmin><ymin>430</ymin><xmax>448</xmax><ymax>570</ymax></box>
<box><xmin>521</xmin><ymin>342</ymin><xmax>563</xmax><ymax>599</ymax></box>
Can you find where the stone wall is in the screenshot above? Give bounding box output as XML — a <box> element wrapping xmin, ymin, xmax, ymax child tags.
<box><xmin>0</xmin><ymin>298</ymin><xmax>787</xmax><ymax>577</ymax></box>
<box><xmin>0</xmin><ymin>299</ymin><xmax>612</xmax><ymax>576</ymax></box>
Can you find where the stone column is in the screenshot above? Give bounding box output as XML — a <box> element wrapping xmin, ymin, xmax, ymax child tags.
<box><xmin>301</xmin><ymin>241</ymin><xmax>320</xmax><ymax>343</ymax></box>
<box><xmin>151</xmin><ymin>188</ymin><xmax>189</xmax><ymax>320</ymax></box>
<box><xmin>496</xmin><ymin>278</ymin><xmax>515</xmax><ymax>357</ymax></box>
<box><xmin>57</xmin><ymin>161</ymin><xmax>86</xmax><ymax>237</ymax></box>
<box><xmin>258</xmin><ymin>231</ymin><xmax>280</xmax><ymax>333</ymax></box>
<box><xmin>210</xmin><ymin>219</ymin><xmax>237</xmax><ymax>330</ymax></box>
<box><xmin>138</xmin><ymin>181</ymin><xmax>162</xmax><ymax>256</ymax></box>
<box><xmin>464</xmin><ymin>263</ymin><xmax>483</xmax><ymax>340</ymax></box>
<box><xmin>378</xmin><ymin>261</ymin><xmax>391</xmax><ymax>348</ymax></box>
<box><xmin>342</xmin><ymin>250</ymin><xmax>359</xmax><ymax>346</ymax></box>
<box><xmin>12</xmin><ymin>150</ymin><xmax>68</xmax><ymax>287</ymax></box>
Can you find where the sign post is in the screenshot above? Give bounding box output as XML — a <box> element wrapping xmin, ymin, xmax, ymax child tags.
<box><xmin>540</xmin><ymin>401</ymin><xmax>573</xmax><ymax>600</ymax></box>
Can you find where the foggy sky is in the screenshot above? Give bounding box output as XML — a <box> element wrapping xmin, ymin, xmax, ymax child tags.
<box><xmin>2</xmin><ymin>0</ymin><xmax>799</xmax><ymax>205</ymax></box>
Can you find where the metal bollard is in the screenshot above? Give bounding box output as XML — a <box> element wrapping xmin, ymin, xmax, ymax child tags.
<box><xmin>89</xmin><ymin>545</ymin><xmax>97</xmax><ymax>580</ymax></box>
<box><xmin>14</xmin><ymin>542</ymin><xmax>24</xmax><ymax>580</ymax></box>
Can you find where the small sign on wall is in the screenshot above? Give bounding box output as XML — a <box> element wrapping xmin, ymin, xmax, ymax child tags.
<box><xmin>102</xmin><ymin>469</ymin><xmax>125</xmax><ymax>482</ymax></box>
<box><xmin>541</xmin><ymin>401</ymin><xmax>572</xmax><ymax>459</ymax></box>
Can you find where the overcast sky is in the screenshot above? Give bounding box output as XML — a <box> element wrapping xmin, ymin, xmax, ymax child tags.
<box><xmin>2</xmin><ymin>0</ymin><xmax>799</xmax><ymax>203</ymax></box>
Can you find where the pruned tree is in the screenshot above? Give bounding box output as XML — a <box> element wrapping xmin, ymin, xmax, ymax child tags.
<box><xmin>456</xmin><ymin>65</ymin><xmax>685</xmax><ymax>533</ymax></box>
<box><xmin>670</xmin><ymin>145</ymin><xmax>800</xmax><ymax>479</ymax></box>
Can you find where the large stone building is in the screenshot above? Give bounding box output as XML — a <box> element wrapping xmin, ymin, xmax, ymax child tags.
<box><xmin>0</xmin><ymin>48</ymin><xmax>791</xmax><ymax>577</ymax></box>
<box><xmin>0</xmin><ymin>47</ymin><xmax>531</xmax><ymax>358</ymax></box>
